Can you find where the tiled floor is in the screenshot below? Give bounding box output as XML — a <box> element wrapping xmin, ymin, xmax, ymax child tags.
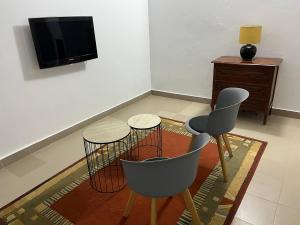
<box><xmin>1</xmin><ymin>94</ymin><xmax>300</xmax><ymax>225</ymax></box>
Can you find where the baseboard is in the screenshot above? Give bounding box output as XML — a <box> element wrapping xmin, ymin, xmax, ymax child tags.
<box><xmin>0</xmin><ymin>90</ymin><xmax>151</xmax><ymax>167</ymax></box>
<box><xmin>272</xmin><ymin>108</ymin><xmax>300</xmax><ymax>119</ymax></box>
<box><xmin>151</xmin><ymin>89</ymin><xmax>300</xmax><ymax>119</ymax></box>
<box><xmin>151</xmin><ymin>89</ymin><xmax>211</xmax><ymax>104</ymax></box>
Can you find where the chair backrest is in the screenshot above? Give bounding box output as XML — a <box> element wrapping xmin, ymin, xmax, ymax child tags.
<box><xmin>215</xmin><ymin>87</ymin><xmax>249</xmax><ymax>110</ymax></box>
<box><xmin>121</xmin><ymin>133</ymin><xmax>210</xmax><ymax>197</ymax></box>
<box><xmin>207</xmin><ymin>88</ymin><xmax>249</xmax><ymax>136</ymax></box>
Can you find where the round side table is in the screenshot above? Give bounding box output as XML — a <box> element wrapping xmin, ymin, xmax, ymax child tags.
<box><xmin>83</xmin><ymin>120</ymin><xmax>133</xmax><ymax>193</ymax></box>
<box><xmin>128</xmin><ymin>114</ymin><xmax>162</xmax><ymax>160</ymax></box>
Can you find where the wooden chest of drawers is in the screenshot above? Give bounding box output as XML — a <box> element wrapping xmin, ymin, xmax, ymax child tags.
<box><xmin>211</xmin><ymin>56</ymin><xmax>282</xmax><ymax>124</ymax></box>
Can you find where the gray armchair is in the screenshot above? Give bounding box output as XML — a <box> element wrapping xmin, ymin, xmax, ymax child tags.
<box><xmin>185</xmin><ymin>87</ymin><xmax>249</xmax><ymax>182</ymax></box>
<box><xmin>121</xmin><ymin>133</ymin><xmax>210</xmax><ymax>225</ymax></box>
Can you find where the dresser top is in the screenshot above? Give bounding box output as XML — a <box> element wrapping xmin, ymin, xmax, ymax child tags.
<box><xmin>212</xmin><ymin>56</ymin><xmax>283</xmax><ymax>66</ymax></box>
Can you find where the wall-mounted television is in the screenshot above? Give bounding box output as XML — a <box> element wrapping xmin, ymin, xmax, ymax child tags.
<box><xmin>28</xmin><ymin>16</ymin><xmax>98</xmax><ymax>69</ymax></box>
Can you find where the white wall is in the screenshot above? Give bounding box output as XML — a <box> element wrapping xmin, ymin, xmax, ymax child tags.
<box><xmin>149</xmin><ymin>0</ymin><xmax>300</xmax><ymax>112</ymax></box>
<box><xmin>0</xmin><ymin>0</ymin><xmax>151</xmax><ymax>159</ymax></box>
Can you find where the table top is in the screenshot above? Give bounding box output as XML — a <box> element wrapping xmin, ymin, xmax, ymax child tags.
<box><xmin>83</xmin><ymin>120</ymin><xmax>130</xmax><ymax>143</ymax></box>
<box><xmin>128</xmin><ymin>114</ymin><xmax>161</xmax><ymax>129</ymax></box>
<box><xmin>212</xmin><ymin>56</ymin><xmax>283</xmax><ymax>66</ymax></box>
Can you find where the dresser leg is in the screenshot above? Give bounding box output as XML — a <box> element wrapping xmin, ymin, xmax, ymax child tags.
<box><xmin>263</xmin><ymin>113</ymin><xmax>268</xmax><ymax>125</ymax></box>
<box><xmin>269</xmin><ymin>107</ymin><xmax>272</xmax><ymax>115</ymax></box>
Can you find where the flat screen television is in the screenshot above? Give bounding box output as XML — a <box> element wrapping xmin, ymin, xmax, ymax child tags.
<box><xmin>28</xmin><ymin>16</ymin><xmax>98</xmax><ymax>69</ymax></box>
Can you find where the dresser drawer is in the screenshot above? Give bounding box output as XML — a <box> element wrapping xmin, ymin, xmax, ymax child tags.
<box><xmin>213</xmin><ymin>81</ymin><xmax>269</xmax><ymax>111</ymax></box>
<box><xmin>214</xmin><ymin>64</ymin><xmax>274</xmax><ymax>86</ymax></box>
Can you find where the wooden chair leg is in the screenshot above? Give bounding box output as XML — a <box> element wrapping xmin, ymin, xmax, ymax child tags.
<box><xmin>188</xmin><ymin>134</ymin><xmax>196</xmax><ymax>152</ymax></box>
<box><xmin>216</xmin><ymin>136</ymin><xmax>228</xmax><ymax>182</ymax></box>
<box><xmin>151</xmin><ymin>198</ymin><xmax>157</xmax><ymax>225</ymax></box>
<box><xmin>181</xmin><ymin>189</ymin><xmax>202</xmax><ymax>225</ymax></box>
<box><xmin>123</xmin><ymin>190</ymin><xmax>136</xmax><ymax>218</ymax></box>
<box><xmin>222</xmin><ymin>134</ymin><xmax>233</xmax><ymax>157</ymax></box>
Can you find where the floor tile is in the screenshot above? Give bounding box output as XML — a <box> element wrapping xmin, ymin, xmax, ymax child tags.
<box><xmin>110</xmin><ymin>96</ymin><xmax>159</xmax><ymax>121</ymax></box>
<box><xmin>278</xmin><ymin>147</ymin><xmax>300</xmax><ymax>210</ymax></box>
<box><xmin>232</xmin><ymin>217</ymin><xmax>254</xmax><ymax>225</ymax></box>
<box><xmin>156</xmin><ymin>110</ymin><xmax>176</xmax><ymax>119</ymax></box>
<box><xmin>236</xmin><ymin>194</ymin><xmax>277</xmax><ymax>225</ymax></box>
<box><xmin>172</xmin><ymin>114</ymin><xmax>190</xmax><ymax>122</ymax></box>
<box><xmin>247</xmin><ymin>170</ymin><xmax>282</xmax><ymax>202</ymax></box>
<box><xmin>32</xmin><ymin>129</ymin><xmax>85</xmax><ymax>167</ymax></box>
<box><xmin>0</xmin><ymin>168</ymin><xmax>22</xmax><ymax>207</ymax></box>
<box><xmin>5</xmin><ymin>155</ymin><xmax>45</xmax><ymax>178</ymax></box>
<box><xmin>146</xmin><ymin>95</ymin><xmax>192</xmax><ymax>113</ymax></box>
<box><xmin>279</xmin><ymin>177</ymin><xmax>300</xmax><ymax>210</ymax></box>
<box><xmin>178</xmin><ymin>102</ymin><xmax>211</xmax><ymax>117</ymax></box>
<box><xmin>273</xmin><ymin>204</ymin><xmax>299</xmax><ymax>225</ymax></box>
<box><xmin>255</xmin><ymin>157</ymin><xmax>286</xmax><ymax>181</ymax></box>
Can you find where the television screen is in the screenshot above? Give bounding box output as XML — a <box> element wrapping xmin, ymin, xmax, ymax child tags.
<box><xmin>28</xmin><ymin>17</ymin><xmax>98</xmax><ymax>69</ymax></box>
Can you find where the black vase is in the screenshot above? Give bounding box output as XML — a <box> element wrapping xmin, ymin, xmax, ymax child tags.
<box><xmin>240</xmin><ymin>44</ymin><xmax>257</xmax><ymax>61</ymax></box>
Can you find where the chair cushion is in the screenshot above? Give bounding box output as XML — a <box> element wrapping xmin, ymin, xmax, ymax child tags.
<box><xmin>185</xmin><ymin>115</ymin><xmax>209</xmax><ymax>134</ymax></box>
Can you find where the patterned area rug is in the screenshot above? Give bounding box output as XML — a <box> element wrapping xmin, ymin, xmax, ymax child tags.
<box><xmin>0</xmin><ymin>118</ymin><xmax>266</xmax><ymax>225</ymax></box>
